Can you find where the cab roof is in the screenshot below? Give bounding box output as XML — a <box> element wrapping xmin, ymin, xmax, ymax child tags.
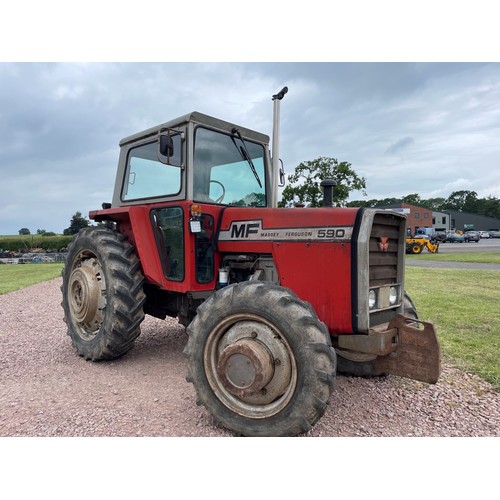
<box><xmin>119</xmin><ymin>111</ymin><xmax>270</xmax><ymax>147</ymax></box>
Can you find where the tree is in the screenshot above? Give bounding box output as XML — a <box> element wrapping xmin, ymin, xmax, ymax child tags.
<box><xmin>476</xmin><ymin>196</ymin><xmax>500</xmax><ymax>219</ymax></box>
<box><xmin>63</xmin><ymin>211</ymin><xmax>90</xmax><ymax>235</ymax></box>
<box><xmin>420</xmin><ymin>197</ymin><xmax>446</xmax><ymax>211</ymax></box>
<box><xmin>401</xmin><ymin>193</ymin><xmax>422</xmax><ymax>206</ymax></box>
<box><xmin>18</xmin><ymin>228</ymin><xmax>31</xmax><ymax>235</ymax></box>
<box><xmin>375</xmin><ymin>197</ymin><xmax>401</xmax><ymax>207</ymax></box>
<box><xmin>279</xmin><ymin>157</ymin><xmax>367</xmax><ymax>208</ymax></box>
<box><xmin>347</xmin><ymin>198</ymin><xmax>378</xmax><ymax>208</ymax></box>
<box><xmin>443</xmin><ymin>190</ymin><xmax>478</xmax><ymax>212</ymax></box>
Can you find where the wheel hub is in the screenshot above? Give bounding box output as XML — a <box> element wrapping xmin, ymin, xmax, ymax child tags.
<box><xmin>217</xmin><ymin>339</ymin><xmax>274</xmax><ymax>397</ymax></box>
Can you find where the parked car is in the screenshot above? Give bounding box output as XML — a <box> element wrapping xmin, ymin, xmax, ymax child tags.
<box><xmin>444</xmin><ymin>231</ymin><xmax>465</xmax><ymax>243</ymax></box>
<box><xmin>464</xmin><ymin>231</ymin><xmax>480</xmax><ymax>243</ymax></box>
<box><xmin>430</xmin><ymin>231</ymin><xmax>447</xmax><ymax>242</ymax></box>
<box><xmin>412</xmin><ymin>230</ymin><xmax>446</xmax><ymax>242</ymax></box>
<box><xmin>479</xmin><ymin>231</ymin><xmax>490</xmax><ymax>238</ymax></box>
<box><xmin>488</xmin><ymin>231</ymin><xmax>500</xmax><ymax>238</ymax></box>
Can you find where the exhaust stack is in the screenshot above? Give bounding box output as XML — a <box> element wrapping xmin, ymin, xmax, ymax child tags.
<box><xmin>271</xmin><ymin>86</ymin><xmax>288</xmax><ymax>207</ymax></box>
<box><xmin>321</xmin><ymin>179</ymin><xmax>337</xmax><ymax>207</ymax></box>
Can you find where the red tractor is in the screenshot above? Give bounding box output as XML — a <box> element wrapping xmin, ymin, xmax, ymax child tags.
<box><xmin>61</xmin><ymin>88</ymin><xmax>440</xmax><ymax>436</ymax></box>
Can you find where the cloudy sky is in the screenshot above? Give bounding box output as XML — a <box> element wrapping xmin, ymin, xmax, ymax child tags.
<box><xmin>1</xmin><ymin>4</ymin><xmax>499</xmax><ymax>235</ymax></box>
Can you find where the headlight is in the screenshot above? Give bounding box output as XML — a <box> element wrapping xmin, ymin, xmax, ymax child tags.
<box><xmin>389</xmin><ymin>286</ymin><xmax>399</xmax><ymax>305</ymax></box>
<box><xmin>369</xmin><ymin>289</ymin><xmax>377</xmax><ymax>309</ymax></box>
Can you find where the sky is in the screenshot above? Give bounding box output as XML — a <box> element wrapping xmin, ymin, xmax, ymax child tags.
<box><xmin>1</xmin><ymin>3</ymin><xmax>499</xmax><ymax>237</ymax></box>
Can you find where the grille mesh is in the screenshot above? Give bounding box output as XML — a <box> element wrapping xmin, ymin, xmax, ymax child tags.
<box><xmin>369</xmin><ymin>213</ymin><xmax>402</xmax><ymax>287</ymax></box>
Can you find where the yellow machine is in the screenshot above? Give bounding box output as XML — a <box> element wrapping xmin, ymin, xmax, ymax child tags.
<box><xmin>405</xmin><ymin>236</ymin><xmax>439</xmax><ymax>254</ymax></box>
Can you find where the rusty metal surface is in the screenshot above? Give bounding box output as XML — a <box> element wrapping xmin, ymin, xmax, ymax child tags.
<box><xmin>217</xmin><ymin>338</ymin><xmax>275</xmax><ymax>397</ymax></box>
<box><xmin>337</xmin><ymin>328</ymin><xmax>398</xmax><ymax>356</ymax></box>
<box><xmin>374</xmin><ymin>314</ymin><xmax>441</xmax><ymax>384</ymax></box>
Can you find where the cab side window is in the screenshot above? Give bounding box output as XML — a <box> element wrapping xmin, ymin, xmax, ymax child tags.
<box><xmin>122</xmin><ymin>138</ymin><xmax>182</xmax><ymax>201</ymax></box>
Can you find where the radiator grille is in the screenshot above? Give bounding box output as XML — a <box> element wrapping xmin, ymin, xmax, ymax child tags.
<box><xmin>369</xmin><ymin>213</ymin><xmax>402</xmax><ymax>287</ymax></box>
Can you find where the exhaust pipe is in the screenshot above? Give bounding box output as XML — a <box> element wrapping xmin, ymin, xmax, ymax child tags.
<box><xmin>271</xmin><ymin>86</ymin><xmax>288</xmax><ymax>208</ymax></box>
<box><xmin>321</xmin><ymin>179</ymin><xmax>337</xmax><ymax>207</ymax></box>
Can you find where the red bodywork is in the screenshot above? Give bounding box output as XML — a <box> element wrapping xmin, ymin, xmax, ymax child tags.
<box><xmin>90</xmin><ymin>203</ymin><xmax>360</xmax><ymax>335</ymax></box>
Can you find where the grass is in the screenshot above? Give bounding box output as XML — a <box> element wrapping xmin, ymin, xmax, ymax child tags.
<box><xmin>0</xmin><ymin>263</ymin><xmax>64</xmax><ymax>294</ymax></box>
<box><xmin>406</xmin><ymin>252</ymin><xmax>500</xmax><ymax>264</ymax></box>
<box><xmin>405</xmin><ymin>267</ymin><xmax>500</xmax><ymax>391</ymax></box>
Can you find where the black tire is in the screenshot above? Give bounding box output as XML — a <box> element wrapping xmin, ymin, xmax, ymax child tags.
<box><xmin>61</xmin><ymin>226</ymin><xmax>146</xmax><ymax>361</ymax></box>
<box><xmin>184</xmin><ymin>281</ymin><xmax>336</xmax><ymax>437</ymax></box>
<box><xmin>336</xmin><ymin>292</ymin><xmax>418</xmax><ymax>378</ymax></box>
<box><xmin>411</xmin><ymin>243</ymin><xmax>423</xmax><ymax>254</ymax></box>
<box><xmin>403</xmin><ymin>292</ymin><xmax>418</xmax><ymax>320</ymax></box>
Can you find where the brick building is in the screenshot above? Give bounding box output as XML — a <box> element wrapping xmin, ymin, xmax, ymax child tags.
<box><xmin>377</xmin><ymin>203</ymin><xmax>434</xmax><ymax>235</ymax></box>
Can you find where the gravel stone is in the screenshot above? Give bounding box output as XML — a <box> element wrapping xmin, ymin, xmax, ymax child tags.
<box><xmin>1</xmin><ymin>278</ymin><xmax>498</xmax><ymax>437</ymax></box>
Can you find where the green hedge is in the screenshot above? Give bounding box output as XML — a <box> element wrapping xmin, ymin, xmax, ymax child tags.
<box><xmin>0</xmin><ymin>235</ymin><xmax>73</xmax><ymax>252</ymax></box>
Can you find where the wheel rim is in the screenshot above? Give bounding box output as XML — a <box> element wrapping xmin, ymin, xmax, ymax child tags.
<box><xmin>204</xmin><ymin>314</ymin><xmax>297</xmax><ymax>419</ymax></box>
<box><xmin>68</xmin><ymin>251</ymin><xmax>107</xmax><ymax>341</ymax></box>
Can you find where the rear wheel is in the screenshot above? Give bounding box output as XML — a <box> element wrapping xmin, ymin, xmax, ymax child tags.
<box><xmin>61</xmin><ymin>226</ymin><xmax>146</xmax><ymax>361</ymax></box>
<box><xmin>184</xmin><ymin>281</ymin><xmax>336</xmax><ymax>436</ymax></box>
<box><xmin>336</xmin><ymin>292</ymin><xmax>418</xmax><ymax>378</ymax></box>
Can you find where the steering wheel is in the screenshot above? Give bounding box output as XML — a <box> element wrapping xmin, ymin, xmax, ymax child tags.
<box><xmin>210</xmin><ymin>180</ymin><xmax>226</xmax><ymax>204</ymax></box>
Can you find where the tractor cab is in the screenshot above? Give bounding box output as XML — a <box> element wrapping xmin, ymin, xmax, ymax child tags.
<box><xmin>111</xmin><ymin>112</ymin><xmax>277</xmax><ymax>210</ymax></box>
<box><xmin>90</xmin><ymin>112</ymin><xmax>284</xmax><ymax>299</ymax></box>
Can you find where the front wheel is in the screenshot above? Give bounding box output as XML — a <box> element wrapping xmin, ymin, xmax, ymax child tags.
<box><xmin>184</xmin><ymin>281</ymin><xmax>336</xmax><ymax>436</ymax></box>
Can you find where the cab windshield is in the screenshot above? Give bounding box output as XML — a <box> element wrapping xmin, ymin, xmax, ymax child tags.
<box><xmin>193</xmin><ymin>127</ymin><xmax>266</xmax><ymax>206</ymax></box>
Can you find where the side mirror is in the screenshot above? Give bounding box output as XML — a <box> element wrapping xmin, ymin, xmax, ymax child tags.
<box><xmin>159</xmin><ymin>134</ymin><xmax>174</xmax><ymax>157</ymax></box>
<box><xmin>158</xmin><ymin>129</ymin><xmax>183</xmax><ymax>167</ymax></box>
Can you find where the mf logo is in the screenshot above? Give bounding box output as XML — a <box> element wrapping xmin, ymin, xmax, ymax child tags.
<box><xmin>230</xmin><ymin>221</ymin><xmax>261</xmax><ymax>239</ymax></box>
<box><xmin>378</xmin><ymin>236</ymin><xmax>389</xmax><ymax>252</ymax></box>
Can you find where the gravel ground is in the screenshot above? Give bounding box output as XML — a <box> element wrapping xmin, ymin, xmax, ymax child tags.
<box><xmin>1</xmin><ymin>278</ymin><xmax>499</xmax><ymax>437</ymax></box>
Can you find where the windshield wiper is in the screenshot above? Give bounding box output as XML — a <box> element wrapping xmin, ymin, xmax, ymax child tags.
<box><xmin>231</xmin><ymin>128</ymin><xmax>262</xmax><ymax>188</ymax></box>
